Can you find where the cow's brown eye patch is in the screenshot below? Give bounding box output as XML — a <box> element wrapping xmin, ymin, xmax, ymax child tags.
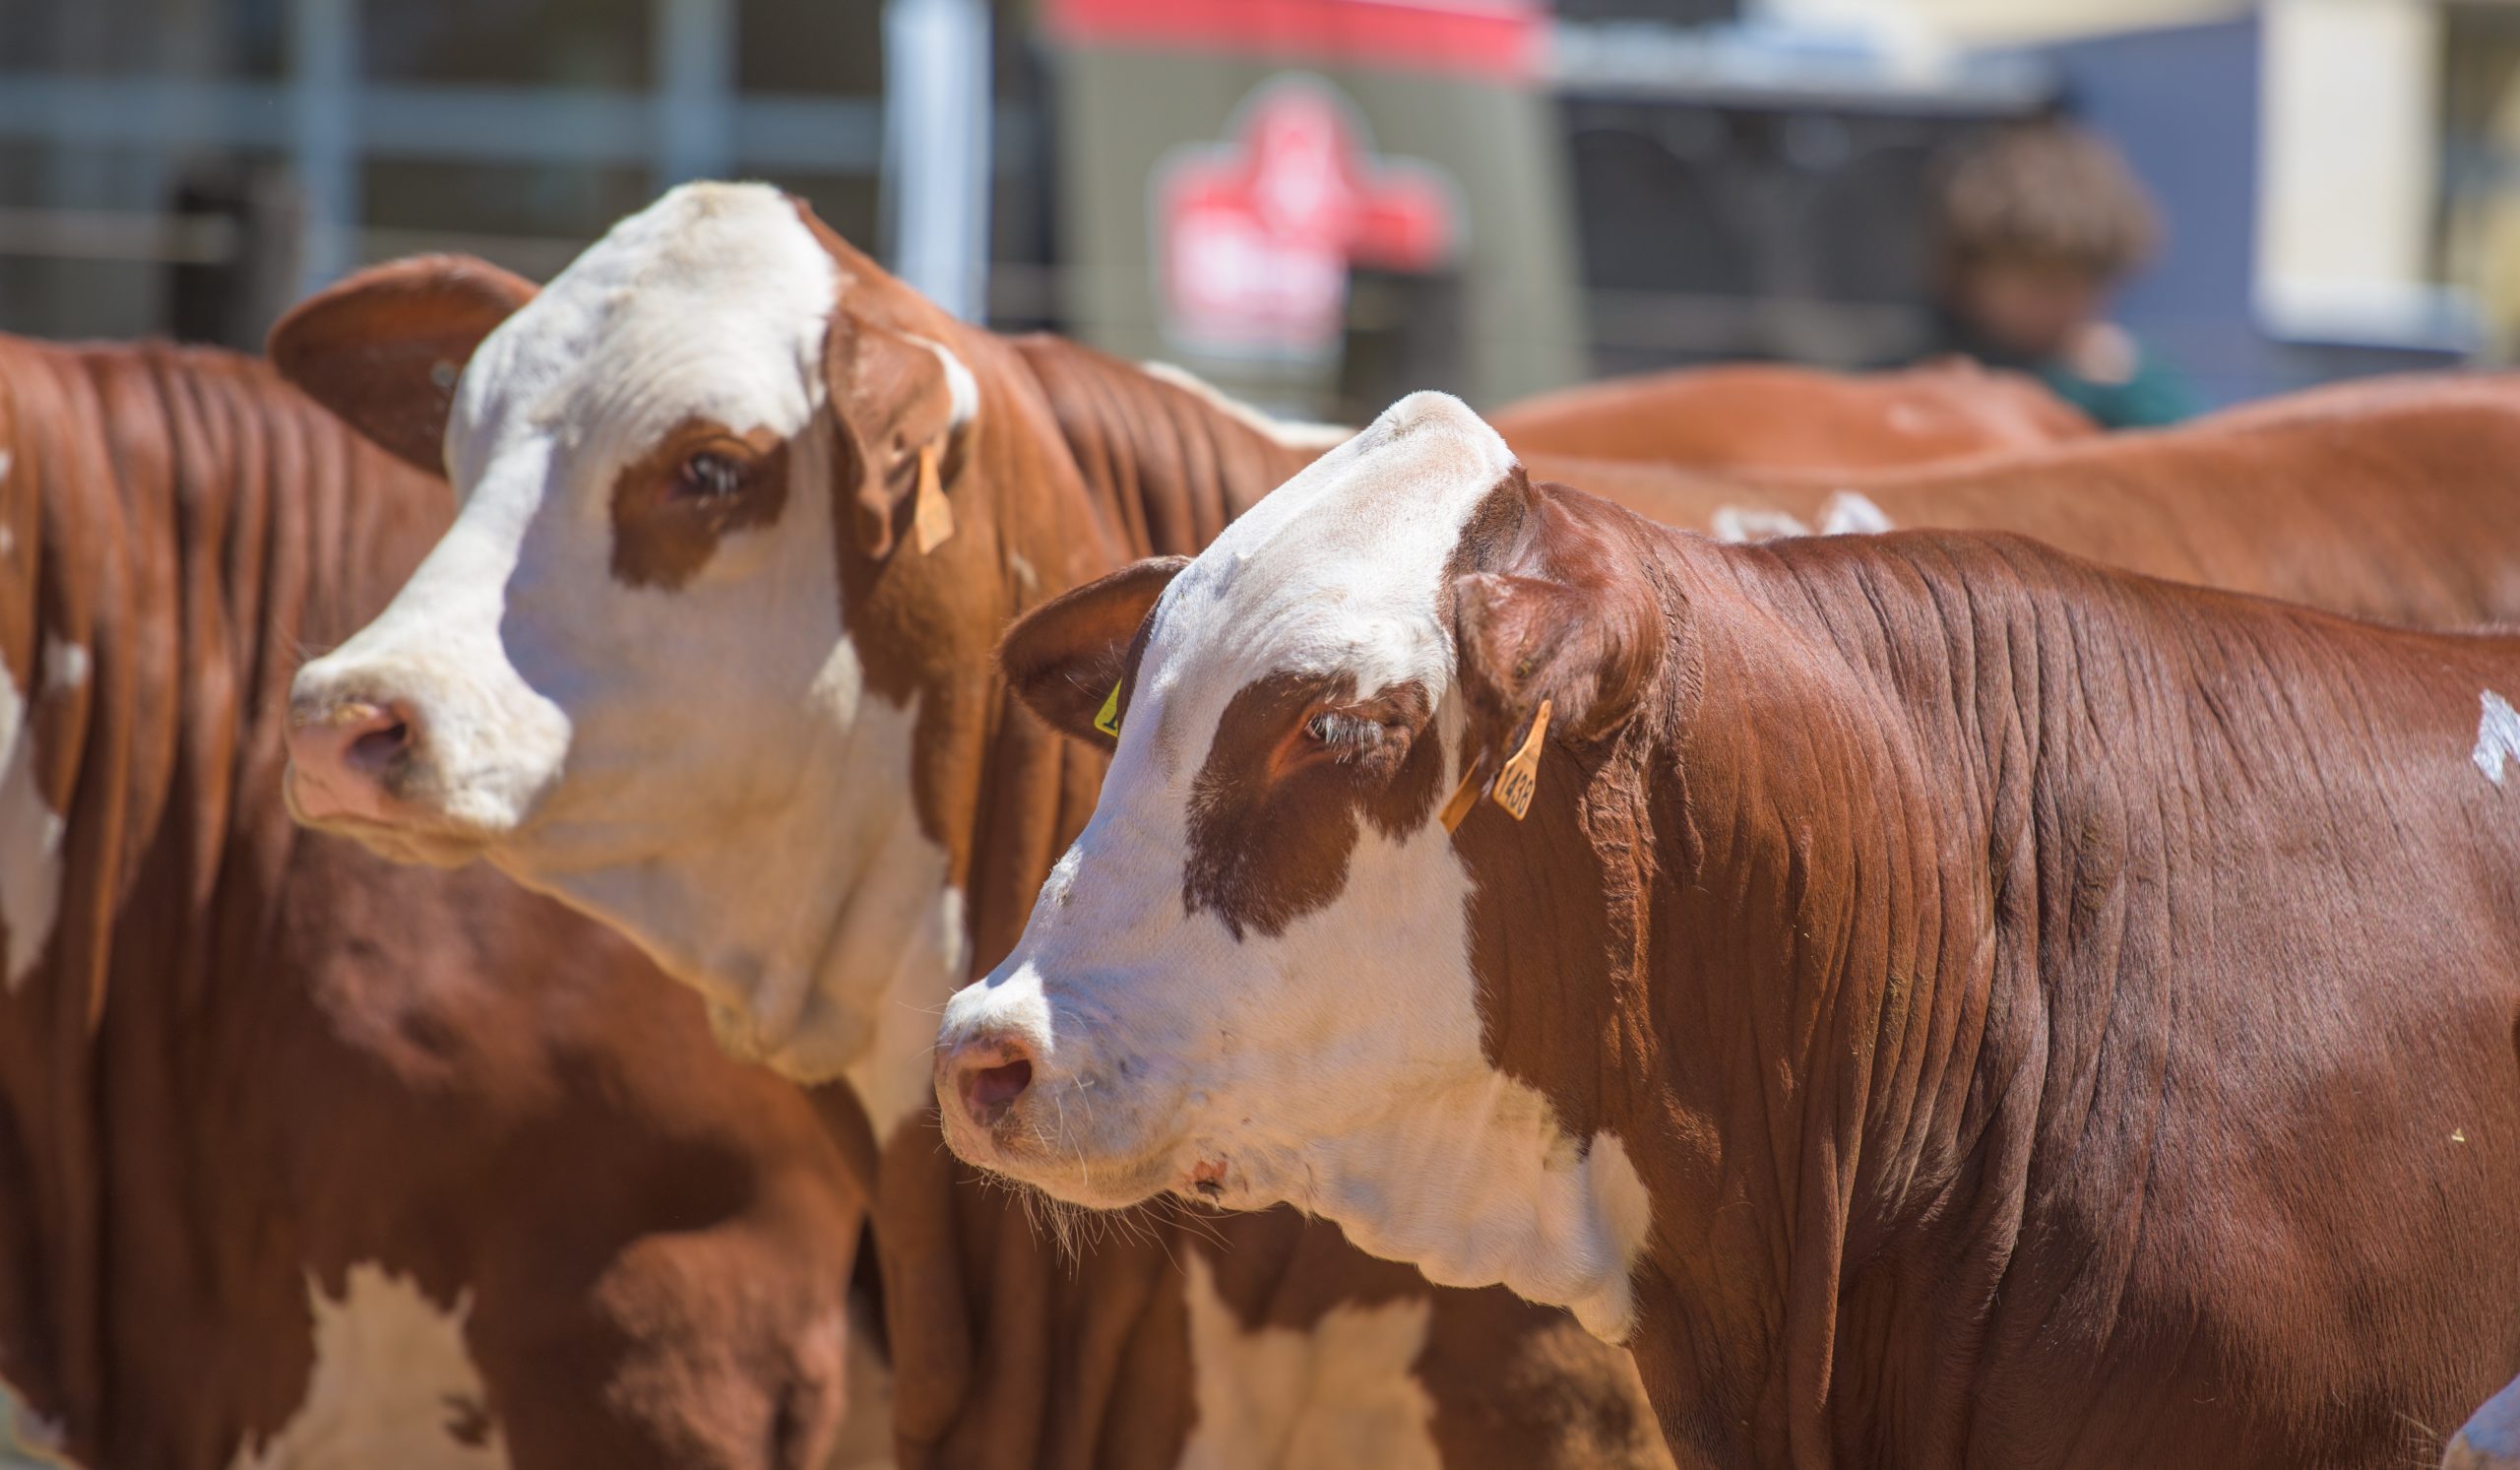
<box><xmin>1185</xmin><ymin>673</ymin><xmax>1443</xmax><ymax>939</ymax></box>
<box><xmin>611</xmin><ymin>417</ymin><xmax>790</xmax><ymax>590</ymax></box>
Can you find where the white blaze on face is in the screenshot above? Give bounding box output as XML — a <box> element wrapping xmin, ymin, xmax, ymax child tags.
<box><xmin>228</xmin><ymin>1264</ymin><xmax>505</xmax><ymax>1470</ymax></box>
<box><xmin>0</xmin><ymin>645</ymin><xmax>66</xmax><ymax>992</ymax></box>
<box><xmin>1177</xmin><ymin>1253</ymin><xmax>1438</xmax><ymax>1470</ymax></box>
<box><xmin>945</xmin><ymin>393</ymin><xmax>1654</xmax><ymax>1341</ymax></box>
<box><xmin>289</xmin><ymin>181</ymin><xmax>962</xmax><ymax>1085</ymax></box>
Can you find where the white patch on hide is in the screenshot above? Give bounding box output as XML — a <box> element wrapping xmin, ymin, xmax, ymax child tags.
<box><xmin>39</xmin><ymin>641</ymin><xmax>86</xmax><ymax>695</ymax></box>
<box><xmin>1711</xmin><ymin>505</ymin><xmax>1810</xmax><ymax>543</ymax></box>
<box><xmin>0</xmin><ymin>659</ymin><xmax>63</xmax><ymax>991</ymax></box>
<box><xmin>902</xmin><ymin>333</ymin><xmax>980</xmax><ymax>431</ymax></box>
<box><xmin>1817</xmin><ymin>489</ymin><xmax>1892</xmax><ymax>536</ymax></box>
<box><xmin>1177</xmin><ymin>1253</ymin><xmax>1439</xmax><ymax>1470</ymax></box>
<box><xmin>227</xmin><ymin>1264</ymin><xmax>506</xmax><ymax>1470</ymax></box>
<box><xmin>2477</xmin><ymin>691</ymin><xmax>2520</xmax><ymax>787</ymax></box>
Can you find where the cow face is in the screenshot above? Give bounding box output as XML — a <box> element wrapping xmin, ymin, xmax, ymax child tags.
<box><xmin>936</xmin><ymin>394</ymin><xmax>1660</xmax><ymax>1339</ymax></box>
<box><xmin>278</xmin><ymin>183</ymin><xmax>975</xmax><ymax>1085</ymax></box>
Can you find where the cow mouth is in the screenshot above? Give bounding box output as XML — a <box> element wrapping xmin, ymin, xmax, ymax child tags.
<box><xmin>942</xmin><ymin>1098</ymin><xmax>1186</xmax><ymax>1211</ymax></box>
<box><xmin>283</xmin><ymin>781</ymin><xmax>499</xmax><ymax>867</ymax></box>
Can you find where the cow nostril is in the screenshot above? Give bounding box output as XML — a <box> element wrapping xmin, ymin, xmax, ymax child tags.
<box><xmin>960</xmin><ymin>1056</ymin><xmax>1034</xmax><ymax>1128</ymax></box>
<box><xmin>346</xmin><ymin>715</ymin><xmax>412</xmax><ymax>772</ymax></box>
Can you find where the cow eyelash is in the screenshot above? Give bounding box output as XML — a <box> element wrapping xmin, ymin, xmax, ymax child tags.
<box><xmin>1303</xmin><ymin>710</ymin><xmax>1385</xmax><ymax>757</ymax></box>
<box><xmin>674</xmin><ymin>449</ymin><xmax>749</xmax><ymax>500</ymax></box>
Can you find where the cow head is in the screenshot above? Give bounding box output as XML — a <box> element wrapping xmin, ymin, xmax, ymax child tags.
<box><xmin>935</xmin><ymin>393</ymin><xmax>1662</xmax><ymax>1339</ymax></box>
<box><xmin>277</xmin><ymin>183</ymin><xmax>982</xmax><ymax>1085</ymax></box>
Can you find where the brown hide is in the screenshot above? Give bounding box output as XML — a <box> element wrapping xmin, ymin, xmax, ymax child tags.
<box><xmin>1440</xmin><ymin>480</ymin><xmax>2520</xmax><ymax>1466</ymax></box>
<box><xmin>1487</xmin><ymin>357</ymin><xmax>2095</xmax><ymax>471</ymax></box>
<box><xmin>0</xmin><ymin>337</ymin><xmax>865</xmax><ymax>1469</ymax></box>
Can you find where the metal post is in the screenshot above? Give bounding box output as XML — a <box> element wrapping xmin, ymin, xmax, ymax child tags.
<box><xmin>287</xmin><ymin>0</ymin><xmax>356</xmax><ymax>295</ymax></box>
<box><xmin>882</xmin><ymin>0</ymin><xmax>992</xmax><ymax>320</ymax></box>
<box><xmin>655</xmin><ymin>0</ymin><xmax>735</xmax><ymax>188</ymax></box>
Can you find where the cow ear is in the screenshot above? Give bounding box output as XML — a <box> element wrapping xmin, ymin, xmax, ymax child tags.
<box><xmin>825</xmin><ymin>309</ymin><xmax>975</xmax><ymax>560</ymax></box>
<box><xmin>998</xmin><ymin>556</ymin><xmax>1190</xmax><ymax>744</ymax></box>
<box><xmin>1450</xmin><ymin>484</ymin><xmax>1663</xmax><ymax>773</ymax></box>
<box><xmin>267</xmin><ymin>255</ymin><xmax>536</xmax><ymax>473</ymax></box>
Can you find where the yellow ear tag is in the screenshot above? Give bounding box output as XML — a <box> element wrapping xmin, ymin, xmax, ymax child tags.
<box><xmin>1438</xmin><ymin>760</ymin><xmax>1485</xmax><ymax>834</ymax></box>
<box><xmin>1093</xmin><ymin>680</ymin><xmax>1124</xmax><ymax>738</ymax></box>
<box><xmin>913</xmin><ymin>442</ymin><xmax>955</xmax><ymax>554</ymax></box>
<box><xmin>1489</xmin><ymin>699</ymin><xmax>1552</xmax><ymax>821</ymax></box>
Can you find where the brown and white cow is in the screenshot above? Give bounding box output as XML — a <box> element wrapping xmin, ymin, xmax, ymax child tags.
<box><xmin>271</xmin><ymin>183</ymin><xmax>1670</xmax><ymax>1470</ymax></box>
<box><xmin>938</xmin><ymin>391</ymin><xmax>2520</xmax><ymax>1468</ymax></box>
<box><xmin>1486</xmin><ymin>355</ymin><xmax>2095</xmax><ymax>471</ymax></box>
<box><xmin>0</xmin><ymin>334</ymin><xmax>872</xmax><ymax>1467</ymax></box>
<box><xmin>1542</xmin><ymin>368</ymin><xmax>2520</xmax><ymax>629</ymax></box>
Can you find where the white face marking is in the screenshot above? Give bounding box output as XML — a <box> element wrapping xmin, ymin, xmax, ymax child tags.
<box><xmin>287</xmin><ymin>182</ymin><xmax>962</xmax><ymax>1084</ymax></box>
<box><xmin>1</xmin><ymin>1375</ymin><xmax>71</xmax><ymax>1470</ymax></box>
<box><xmin>0</xmin><ymin>654</ymin><xmax>64</xmax><ymax>991</ymax></box>
<box><xmin>941</xmin><ymin>394</ymin><xmax>1653</xmax><ymax>1340</ymax></box>
<box><xmin>1818</xmin><ymin>489</ymin><xmax>1893</xmax><ymax>536</ymax></box>
<box><xmin>227</xmin><ymin>1264</ymin><xmax>505</xmax><ymax>1470</ymax></box>
<box><xmin>1178</xmin><ymin>1252</ymin><xmax>1439</xmax><ymax>1470</ymax></box>
<box><xmin>1711</xmin><ymin>504</ymin><xmax>1809</xmax><ymax>543</ymax></box>
<box><xmin>2476</xmin><ymin>691</ymin><xmax>2520</xmax><ymax>786</ymax></box>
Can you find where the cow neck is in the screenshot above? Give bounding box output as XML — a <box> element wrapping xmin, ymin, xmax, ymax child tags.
<box><xmin>0</xmin><ymin>337</ymin><xmax>441</xmax><ymax>1458</ymax></box>
<box><xmin>1008</xmin><ymin>334</ymin><xmax>1320</xmax><ymax>561</ymax></box>
<box><xmin>846</xmin><ymin>332</ymin><xmax>1367</xmax><ymax>1468</ymax></box>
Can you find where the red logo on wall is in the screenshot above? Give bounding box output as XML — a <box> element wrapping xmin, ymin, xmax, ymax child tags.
<box><xmin>1156</xmin><ymin>76</ymin><xmax>1463</xmax><ymax>359</ymax></box>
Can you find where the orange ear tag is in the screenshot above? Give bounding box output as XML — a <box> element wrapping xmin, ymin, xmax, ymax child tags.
<box><xmin>1093</xmin><ymin>681</ymin><xmax>1124</xmax><ymax>738</ymax></box>
<box><xmin>913</xmin><ymin>442</ymin><xmax>955</xmax><ymax>554</ymax></box>
<box><xmin>1438</xmin><ymin>760</ymin><xmax>1485</xmax><ymax>834</ymax></box>
<box><xmin>1489</xmin><ymin>699</ymin><xmax>1551</xmax><ymax>821</ymax></box>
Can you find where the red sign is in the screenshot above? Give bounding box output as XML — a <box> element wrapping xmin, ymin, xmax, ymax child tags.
<box><xmin>1156</xmin><ymin>76</ymin><xmax>1463</xmax><ymax>359</ymax></box>
<box><xmin>1047</xmin><ymin>0</ymin><xmax>1544</xmax><ymax>84</ymax></box>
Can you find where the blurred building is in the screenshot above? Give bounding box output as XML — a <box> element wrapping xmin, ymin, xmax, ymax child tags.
<box><xmin>0</xmin><ymin>0</ymin><xmax>2493</xmax><ymax>422</ymax></box>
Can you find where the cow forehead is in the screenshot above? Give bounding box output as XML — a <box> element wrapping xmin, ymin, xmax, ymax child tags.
<box><xmin>448</xmin><ymin>182</ymin><xmax>838</xmax><ymax>484</ymax></box>
<box><xmin>1146</xmin><ymin>392</ymin><xmax>1515</xmax><ymax>709</ymax></box>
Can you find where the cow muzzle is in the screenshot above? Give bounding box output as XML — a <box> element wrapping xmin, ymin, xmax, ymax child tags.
<box><xmin>933</xmin><ymin>991</ymin><xmax>1190</xmax><ymax>1209</ymax></box>
<box><xmin>284</xmin><ymin>646</ymin><xmax>569</xmax><ymax>864</ymax></box>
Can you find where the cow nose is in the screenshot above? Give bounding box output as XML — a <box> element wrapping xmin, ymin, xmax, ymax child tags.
<box><xmin>284</xmin><ymin>698</ymin><xmax>417</xmax><ymax>824</ymax></box>
<box><xmin>939</xmin><ymin>1034</ymin><xmax>1036</xmax><ymax>1130</ymax></box>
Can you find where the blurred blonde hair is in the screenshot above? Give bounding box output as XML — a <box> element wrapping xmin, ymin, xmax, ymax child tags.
<box><xmin>1936</xmin><ymin>121</ymin><xmax>2161</xmax><ymax>281</ymax></box>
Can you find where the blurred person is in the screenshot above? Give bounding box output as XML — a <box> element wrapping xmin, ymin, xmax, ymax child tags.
<box><xmin>1925</xmin><ymin>120</ymin><xmax>2197</xmax><ymax>428</ymax></box>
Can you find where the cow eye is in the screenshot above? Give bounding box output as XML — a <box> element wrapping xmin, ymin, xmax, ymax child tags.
<box><xmin>1303</xmin><ymin>710</ymin><xmax>1384</xmax><ymax>759</ymax></box>
<box><xmin>672</xmin><ymin>449</ymin><xmax>749</xmax><ymax>501</ymax></box>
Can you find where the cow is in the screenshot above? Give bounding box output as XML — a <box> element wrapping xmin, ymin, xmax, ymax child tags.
<box><xmin>1485</xmin><ymin>356</ymin><xmax>2096</xmax><ymax>471</ymax></box>
<box><xmin>0</xmin><ymin>333</ymin><xmax>874</xmax><ymax>1468</ymax></box>
<box><xmin>935</xmin><ymin>390</ymin><xmax>2520</xmax><ymax>1469</ymax></box>
<box><xmin>1546</xmin><ymin>369</ymin><xmax>2520</xmax><ymax>630</ymax></box>
<box><xmin>2451</xmin><ymin>1376</ymin><xmax>2520</xmax><ymax>1469</ymax></box>
<box><xmin>269</xmin><ymin>182</ymin><xmax>1670</xmax><ymax>1470</ymax></box>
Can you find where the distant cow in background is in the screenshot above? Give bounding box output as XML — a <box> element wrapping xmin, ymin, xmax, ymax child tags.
<box><xmin>1486</xmin><ymin>356</ymin><xmax>2095</xmax><ymax>470</ymax></box>
<box><xmin>941</xmin><ymin>392</ymin><xmax>2520</xmax><ymax>1470</ymax></box>
<box><xmin>1550</xmin><ymin>370</ymin><xmax>2520</xmax><ymax>629</ymax></box>
<box><xmin>0</xmin><ymin>336</ymin><xmax>870</xmax><ymax>1469</ymax></box>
